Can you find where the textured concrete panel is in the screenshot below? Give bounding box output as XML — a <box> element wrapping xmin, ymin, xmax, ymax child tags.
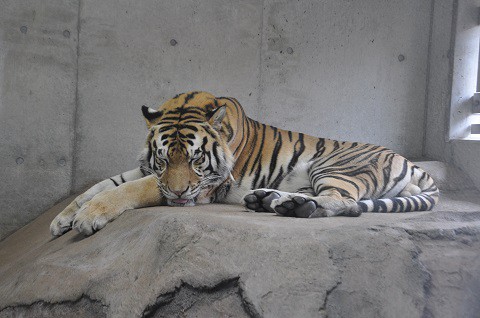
<box><xmin>259</xmin><ymin>0</ymin><xmax>432</xmax><ymax>157</ymax></box>
<box><xmin>453</xmin><ymin>142</ymin><xmax>480</xmax><ymax>190</ymax></box>
<box><xmin>74</xmin><ymin>0</ymin><xmax>263</xmax><ymax>191</ymax></box>
<box><xmin>0</xmin><ymin>0</ymin><xmax>78</xmax><ymax>239</ymax></box>
<box><xmin>424</xmin><ymin>0</ymin><xmax>455</xmax><ymax>161</ymax></box>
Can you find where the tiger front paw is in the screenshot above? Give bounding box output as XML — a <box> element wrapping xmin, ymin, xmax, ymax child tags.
<box><xmin>72</xmin><ymin>199</ymin><xmax>123</xmax><ymax>236</ymax></box>
<box><xmin>50</xmin><ymin>201</ymin><xmax>81</xmax><ymax>236</ymax></box>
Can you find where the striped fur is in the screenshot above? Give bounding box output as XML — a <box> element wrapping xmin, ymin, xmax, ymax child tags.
<box><xmin>50</xmin><ymin>91</ymin><xmax>439</xmax><ymax>236</ymax></box>
<box><xmin>140</xmin><ymin>91</ymin><xmax>438</xmax><ymax>216</ymax></box>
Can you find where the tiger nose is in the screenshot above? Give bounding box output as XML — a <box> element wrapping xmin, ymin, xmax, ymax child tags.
<box><xmin>172</xmin><ymin>187</ymin><xmax>189</xmax><ymax>197</ymax></box>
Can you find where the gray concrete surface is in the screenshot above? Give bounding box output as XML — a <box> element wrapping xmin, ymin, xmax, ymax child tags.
<box><xmin>424</xmin><ymin>0</ymin><xmax>455</xmax><ymax>162</ymax></box>
<box><xmin>259</xmin><ymin>0</ymin><xmax>431</xmax><ymax>156</ymax></box>
<box><xmin>0</xmin><ymin>177</ymin><xmax>479</xmax><ymax>317</ymax></box>
<box><xmin>2</xmin><ymin>0</ymin><xmax>480</xmax><ymax>241</ymax></box>
<box><xmin>0</xmin><ymin>1</ymin><xmax>79</xmax><ymax>239</ymax></box>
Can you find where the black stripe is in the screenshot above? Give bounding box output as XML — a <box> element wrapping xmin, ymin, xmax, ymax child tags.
<box><xmin>419</xmin><ymin>172</ymin><xmax>427</xmax><ymax>183</ymax></box>
<box><xmin>251</xmin><ymin>127</ymin><xmax>266</xmax><ymax>188</ymax></box>
<box><xmin>380</xmin><ymin>153</ymin><xmax>396</xmax><ymax>195</ymax></box>
<box><xmin>397</xmin><ymin>198</ymin><xmax>405</xmax><ymax>212</ymax></box>
<box><xmin>313</xmin><ymin>138</ymin><xmax>326</xmax><ymax>159</ymax></box>
<box><xmin>391</xmin><ymin>199</ymin><xmax>399</xmax><ymax>212</ymax></box>
<box><xmin>272</xmin><ymin>126</ymin><xmax>278</xmax><ymax>139</ymax></box>
<box><xmin>183</xmin><ymin>91</ymin><xmax>198</xmax><ymax>104</ymax></box>
<box><xmin>110</xmin><ymin>178</ymin><xmax>119</xmax><ymax>186</ymax></box>
<box><xmin>237</xmin><ymin>119</ymin><xmax>256</xmax><ymax>185</ymax></box>
<box><xmin>166</xmin><ymin>108</ymin><xmax>204</xmax><ymax>116</ymax></box>
<box><xmin>258</xmin><ymin>175</ymin><xmax>267</xmax><ymax>189</ymax></box>
<box><xmin>412</xmin><ymin>197</ymin><xmax>419</xmax><ymax>211</ymax></box>
<box><xmin>173</xmin><ymin>93</ymin><xmax>183</xmax><ymax>99</ymax></box>
<box><xmin>358</xmin><ymin>201</ymin><xmax>368</xmax><ymax>212</ymax></box>
<box><xmin>418</xmin><ymin>196</ymin><xmax>428</xmax><ymax>211</ymax></box>
<box><xmin>373</xmin><ymin>199</ymin><xmax>388</xmax><ymax>212</ymax></box>
<box><xmin>287</xmin><ymin>133</ymin><xmax>305</xmax><ymax>173</ymax></box>
<box><xmin>269</xmin><ymin>166</ymin><xmax>285</xmax><ymax>189</ymax></box>
<box><xmin>120</xmin><ymin>174</ymin><xmax>126</xmax><ymax>183</ymax></box>
<box><xmin>225</xmin><ymin>122</ymin><xmax>234</xmax><ymax>142</ymax></box>
<box><xmin>233</xmin><ymin>115</ymin><xmax>247</xmax><ymax>157</ymax></box>
<box><xmin>392</xmin><ymin>159</ymin><xmax>409</xmax><ymax>185</ymax></box>
<box><xmin>405</xmin><ymin>198</ymin><xmax>412</xmax><ymax>212</ymax></box>
<box><xmin>203</xmin><ymin>125</ymin><xmax>217</xmax><ymax>139</ymax></box>
<box><xmin>425</xmin><ymin>196</ymin><xmax>436</xmax><ymax>211</ymax></box>
<box><xmin>176</xmin><ymin>124</ymin><xmax>199</xmax><ymax>132</ymax></box>
<box><xmin>424</xmin><ymin>185</ymin><xmax>438</xmax><ymax>192</ymax></box>
<box><xmin>267</xmin><ymin>133</ymin><xmax>282</xmax><ymax>184</ymax></box>
<box><xmin>212</xmin><ymin>142</ymin><xmax>220</xmax><ymax>162</ymax></box>
<box><xmin>311</xmin><ymin>174</ymin><xmax>360</xmax><ymax>193</ymax></box>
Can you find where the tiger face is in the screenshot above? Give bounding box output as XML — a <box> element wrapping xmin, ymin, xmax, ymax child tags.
<box><xmin>140</xmin><ymin>93</ymin><xmax>234</xmax><ymax>206</ymax></box>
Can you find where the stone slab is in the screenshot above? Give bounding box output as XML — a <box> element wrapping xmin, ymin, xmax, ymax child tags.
<box><xmin>0</xmin><ymin>188</ymin><xmax>479</xmax><ymax>317</ymax></box>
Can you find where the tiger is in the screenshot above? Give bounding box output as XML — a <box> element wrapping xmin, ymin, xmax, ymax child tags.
<box><xmin>50</xmin><ymin>91</ymin><xmax>439</xmax><ymax>236</ymax></box>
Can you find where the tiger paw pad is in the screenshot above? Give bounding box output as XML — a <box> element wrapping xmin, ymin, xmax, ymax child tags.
<box><xmin>243</xmin><ymin>189</ymin><xmax>281</xmax><ymax>213</ymax></box>
<box><xmin>273</xmin><ymin>196</ymin><xmax>328</xmax><ymax>218</ymax></box>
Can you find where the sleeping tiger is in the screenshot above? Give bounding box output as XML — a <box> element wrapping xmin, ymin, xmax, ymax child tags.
<box><xmin>50</xmin><ymin>91</ymin><xmax>439</xmax><ymax>236</ymax></box>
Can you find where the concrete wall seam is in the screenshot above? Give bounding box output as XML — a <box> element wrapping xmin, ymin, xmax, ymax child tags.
<box><xmin>70</xmin><ymin>0</ymin><xmax>82</xmax><ymax>195</ymax></box>
<box><xmin>421</xmin><ymin>0</ymin><xmax>437</xmax><ymax>158</ymax></box>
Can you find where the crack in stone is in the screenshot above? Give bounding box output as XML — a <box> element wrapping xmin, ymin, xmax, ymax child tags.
<box><xmin>0</xmin><ymin>294</ymin><xmax>107</xmax><ymax>317</ymax></box>
<box><xmin>317</xmin><ymin>248</ymin><xmax>343</xmax><ymax>318</ymax></box>
<box><xmin>238</xmin><ymin>282</ymin><xmax>262</xmax><ymax>318</ymax></box>
<box><xmin>318</xmin><ymin>280</ymin><xmax>341</xmax><ymax>317</ymax></box>
<box><xmin>142</xmin><ymin>277</ymin><xmax>258</xmax><ymax>318</ymax></box>
<box><xmin>400</xmin><ymin>228</ymin><xmax>435</xmax><ymax>318</ymax></box>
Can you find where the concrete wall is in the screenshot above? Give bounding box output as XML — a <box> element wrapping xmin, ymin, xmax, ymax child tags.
<box><xmin>2</xmin><ymin>0</ymin><xmax>474</xmax><ymax>239</ymax></box>
<box><xmin>259</xmin><ymin>0</ymin><xmax>431</xmax><ymax>156</ymax></box>
<box><xmin>0</xmin><ymin>1</ymin><xmax>79</xmax><ymax>239</ymax></box>
<box><xmin>74</xmin><ymin>0</ymin><xmax>434</xmax><ymax>194</ymax></box>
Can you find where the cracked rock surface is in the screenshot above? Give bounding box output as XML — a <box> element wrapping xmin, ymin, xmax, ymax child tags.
<box><xmin>0</xmin><ymin>162</ymin><xmax>479</xmax><ymax>317</ymax></box>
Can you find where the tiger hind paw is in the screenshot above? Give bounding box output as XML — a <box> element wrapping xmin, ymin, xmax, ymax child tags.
<box><xmin>243</xmin><ymin>189</ymin><xmax>281</xmax><ymax>213</ymax></box>
<box><xmin>272</xmin><ymin>195</ymin><xmax>330</xmax><ymax>218</ymax></box>
<box><xmin>272</xmin><ymin>194</ymin><xmax>362</xmax><ymax>218</ymax></box>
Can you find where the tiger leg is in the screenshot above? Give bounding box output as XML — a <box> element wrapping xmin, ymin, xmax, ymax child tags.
<box><xmin>71</xmin><ymin>174</ymin><xmax>162</xmax><ymax>236</ymax></box>
<box><xmin>271</xmin><ymin>186</ymin><xmax>362</xmax><ymax>218</ymax></box>
<box><xmin>398</xmin><ymin>183</ymin><xmax>421</xmax><ymax>197</ymax></box>
<box><xmin>50</xmin><ymin>168</ymin><xmax>146</xmax><ymax>236</ymax></box>
<box><xmin>269</xmin><ymin>172</ymin><xmax>363</xmax><ymax>218</ymax></box>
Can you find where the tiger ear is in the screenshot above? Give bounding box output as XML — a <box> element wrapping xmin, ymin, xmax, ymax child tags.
<box><xmin>207</xmin><ymin>105</ymin><xmax>227</xmax><ymax>131</ymax></box>
<box><xmin>142</xmin><ymin>105</ymin><xmax>163</xmax><ymax>128</ymax></box>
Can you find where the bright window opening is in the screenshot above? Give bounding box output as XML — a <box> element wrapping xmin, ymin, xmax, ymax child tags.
<box><xmin>449</xmin><ymin>0</ymin><xmax>480</xmax><ymax>141</ymax></box>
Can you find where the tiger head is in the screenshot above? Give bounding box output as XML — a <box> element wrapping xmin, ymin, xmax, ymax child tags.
<box><xmin>140</xmin><ymin>92</ymin><xmax>235</xmax><ymax>206</ymax></box>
